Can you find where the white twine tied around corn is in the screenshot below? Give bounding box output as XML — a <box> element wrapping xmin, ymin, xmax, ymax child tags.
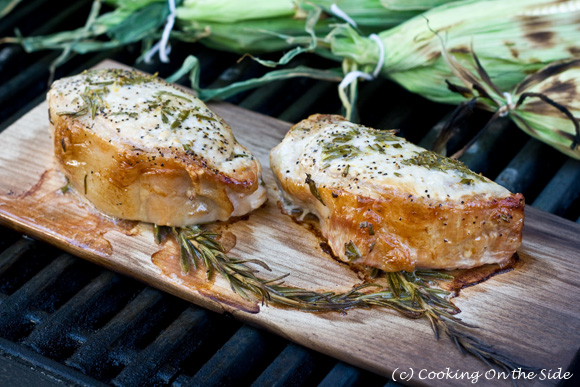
<box><xmin>499</xmin><ymin>92</ymin><xmax>516</xmax><ymax>117</ymax></box>
<box><xmin>144</xmin><ymin>0</ymin><xmax>177</xmax><ymax>64</ymax></box>
<box><xmin>331</xmin><ymin>4</ymin><xmax>385</xmax><ymax>120</ymax></box>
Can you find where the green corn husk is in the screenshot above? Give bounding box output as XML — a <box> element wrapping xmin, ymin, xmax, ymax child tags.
<box><xmin>2</xmin><ymin>0</ymin><xmax>464</xmax><ymax>59</ymax></box>
<box><xmin>178</xmin><ymin>15</ymin><xmax>328</xmax><ymax>55</ymax></box>
<box><xmin>175</xmin><ymin>0</ymin><xmax>462</xmax><ymax>55</ymax></box>
<box><xmin>440</xmin><ymin>49</ymin><xmax>580</xmax><ymax>159</ymax></box>
<box><xmin>176</xmin><ymin>0</ymin><xmax>295</xmax><ymax>23</ymax></box>
<box><xmin>329</xmin><ymin>0</ymin><xmax>580</xmax><ymax>105</ymax></box>
<box><xmin>5</xmin><ymin>0</ymin><xmax>170</xmax><ymax>54</ymax></box>
<box><xmin>0</xmin><ymin>0</ymin><xmax>22</xmax><ymax>19</ymax></box>
<box><xmin>176</xmin><ymin>0</ymin><xmax>458</xmax><ymax>33</ymax></box>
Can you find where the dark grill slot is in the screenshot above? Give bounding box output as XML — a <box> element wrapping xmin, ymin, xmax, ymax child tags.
<box><xmin>494</xmin><ymin>140</ymin><xmax>567</xmax><ymax>199</ymax></box>
<box><xmin>22</xmin><ymin>271</ymin><xmax>138</xmax><ymax>358</ymax></box>
<box><xmin>0</xmin><ymin>254</ymin><xmax>76</xmax><ymax>340</ymax></box>
<box><xmin>451</xmin><ymin>120</ymin><xmax>519</xmax><ymax>177</ymax></box>
<box><xmin>112</xmin><ymin>307</ymin><xmax>214</xmax><ymax>386</ymax></box>
<box><xmin>188</xmin><ymin>325</ymin><xmax>286</xmax><ymax>386</ymax></box>
<box><xmin>0</xmin><ymin>238</ymin><xmax>37</xmax><ymax>277</ymax></box>
<box><xmin>0</xmin><ymin>1</ymin><xmax>579</xmax><ymax>386</ymax></box>
<box><xmin>251</xmin><ymin>343</ymin><xmax>337</xmax><ymax>386</ymax></box>
<box><xmin>65</xmin><ymin>287</ymin><xmax>165</xmax><ymax>375</ymax></box>
<box><xmin>533</xmin><ymin>159</ymin><xmax>580</xmax><ymax>216</ymax></box>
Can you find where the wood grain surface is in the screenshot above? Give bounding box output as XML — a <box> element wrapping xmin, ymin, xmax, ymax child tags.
<box><xmin>0</xmin><ymin>60</ymin><xmax>579</xmax><ymax>386</ymax></box>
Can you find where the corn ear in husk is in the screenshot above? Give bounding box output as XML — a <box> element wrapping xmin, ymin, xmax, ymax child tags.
<box><xmin>330</xmin><ymin>0</ymin><xmax>580</xmax><ymax>105</ymax></box>
<box><xmin>176</xmin><ymin>0</ymin><xmax>459</xmax><ymax>33</ymax></box>
<box><xmin>440</xmin><ymin>49</ymin><xmax>580</xmax><ymax>159</ymax></box>
<box><xmin>4</xmin><ymin>0</ymin><xmax>460</xmax><ymax>58</ymax></box>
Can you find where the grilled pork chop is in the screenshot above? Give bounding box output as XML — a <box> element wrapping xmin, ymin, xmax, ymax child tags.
<box><xmin>48</xmin><ymin>68</ymin><xmax>266</xmax><ymax>226</ymax></box>
<box><xmin>270</xmin><ymin>114</ymin><xmax>524</xmax><ymax>272</ymax></box>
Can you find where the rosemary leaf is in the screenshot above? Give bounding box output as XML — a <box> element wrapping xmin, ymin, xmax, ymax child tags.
<box><xmin>359</xmin><ymin>221</ymin><xmax>375</xmax><ymax>235</ymax></box>
<box><xmin>305</xmin><ymin>173</ymin><xmax>325</xmax><ymax>206</ymax></box>
<box><xmin>154</xmin><ymin>90</ymin><xmax>193</xmax><ymax>102</ymax></box>
<box><xmin>193</xmin><ymin>112</ymin><xmax>216</xmax><ymax>122</ymax></box>
<box><xmin>115</xmin><ymin>71</ymin><xmax>158</xmax><ymax>86</ymax></box>
<box><xmin>60</xmin><ymin>178</ymin><xmax>71</xmax><ymax>194</ymax></box>
<box><xmin>344</xmin><ymin>240</ymin><xmax>361</xmax><ymax>262</ymax></box>
<box><xmin>321</xmin><ymin>144</ymin><xmax>360</xmax><ymax>164</ymax></box>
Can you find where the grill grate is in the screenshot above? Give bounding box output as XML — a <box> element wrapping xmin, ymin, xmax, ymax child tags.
<box><xmin>0</xmin><ymin>2</ymin><xmax>579</xmax><ymax>386</ymax></box>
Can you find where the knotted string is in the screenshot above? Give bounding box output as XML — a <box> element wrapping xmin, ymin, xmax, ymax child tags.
<box><xmin>144</xmin><ymin>0</ymin><xmax>176</xmax><ymax>64</ymax></box>
<box><xmin>498</xmin><ymin>92</ymin><xmax>515</xmax><ymax>117</ymax></box>
<box><xmin>332</xmin><ymin>4</ymin><xmax>385</xmax><ymax>119</ymax></box>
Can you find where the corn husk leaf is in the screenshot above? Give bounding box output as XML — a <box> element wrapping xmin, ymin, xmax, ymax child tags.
<box><xmin>234</xmin><ymin>6</ymin><xmax>323</xmax><ymax>68</ymax></box>
<box><xmin>175</xmin><ymin>0</ymin><xmax>459</xmax><ymax>55</ymax></box>
<box><xmin>315</xmin><ymin>0</ymin><xmax>455</xmax><ymax>29</ymax></box>
<box><xmin>440</xmin><ymin>45</ymin><xmax>580</xmax><ymax>159</ymax></box>
<box><xmin>178</xmin><ymin>17</ymin><xmax>323</xmax><ymax>54</ymax></box>
<box><xmin>166</xmin><ymin>54</ymin><xmax>343</xmax><ymax>100</ymax></box>
<box><xmin>5</xmin><ymin>0</ymin><xmax>169</xmax><ymax>54</ymax></box>
<box><xmin>380</xmin><ymin>0</ymin><xmax>453</xmax><ymax>11</ymax></box>
<box><xmin>511</xmin><ymin>60</ymin><xmax>580</xmax><ymax>159</ymax></box>
<box><xmin>176</xmin><ymin>0</ymin><xmax>295</xmax><ymax>23</ymax></box>
<box><xmin>330</xmin><ymin>0</ymin><xmax>580</xmax><ymax>105</ymax></box>
<box><xmin>4</xmin><ymin>0</ymin><xmax>460</xmax><ymax>58</ymax></box>
<box><xmin>0</xmin><ymin>0</ymin><xmax>22</xmax><ymax>19</ymax></box>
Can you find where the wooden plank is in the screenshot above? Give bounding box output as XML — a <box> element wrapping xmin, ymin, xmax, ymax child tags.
<box><xmin>0</xmin><ymin>60</ymin><xmax>579</xmax><ymax>386</ymax></box>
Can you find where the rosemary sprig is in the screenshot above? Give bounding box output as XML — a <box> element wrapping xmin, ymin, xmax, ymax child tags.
<box><xmin>155</xmin><ymin>225</ymin><xmax>400</xmax><ymax>309</ymax></box>
<box><xmin>155</xmin><ymin>225</ymin><xmax>534</xmax><ymax>374</ymax></box>
<box><xmin>383</xmin><ymin>271</ymin><xmax>536</xmax><ymax>375</ymax></box>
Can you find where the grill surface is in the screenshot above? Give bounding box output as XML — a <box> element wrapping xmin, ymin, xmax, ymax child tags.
<box><xmin>0</xmin><ymin>1</ymin><xmax>579</xmax><ymax>386</ymax></box>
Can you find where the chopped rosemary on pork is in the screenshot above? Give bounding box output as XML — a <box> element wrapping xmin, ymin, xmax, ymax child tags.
<box><xmin>60</xmin><ymin>178</ymin><xmax>71</xmax><ymax>194</ymax></box>
<box><xmin>344</xmin><ymin>240</ymin><xmax>362</xmax><ymax>262</ymax></box>
<box><xmin>155</xmin><ymin>224</ymin><xmax>534</xmax><ymax>373</ymax></box>
<box><xmin>57</xmin><ymin>70</ymin><xmax>161</xmax><ymax>119</ymax></box>
<box><xmin>112</xmin><ymin>70</ymin><xmax>158</xmax><ymax>86</ymax></box>
<box><xmin>57</xmin><ymin>70</ymin><xmax>217</xmax><ymax>129</ymax></box>
<box><xmin>360</xmin><ymin>221</ymin><xmax>375</xmax><ymax>235</ymax></box>
<box><xmin>154</xmin><ymin>90</ymin><xmax>192</xmax><ymax>102</ymax></box>
<box><xmin>401</xmin><ymin>150</ymin><xmax>486</xmax><ymax>183</ymax></box>
<box><xmin>305</xmin><ymin>173</ymin><xmax>325</xmax><ymax>206</ymax></box>
<box><xmin>57</xmin><ymin>84</ymin><xmax>110</xmax><ymax>119</ymax></box>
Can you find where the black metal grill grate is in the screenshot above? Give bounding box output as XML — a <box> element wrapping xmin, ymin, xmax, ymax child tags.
<box><xmin>1</xmin><ymin>1</ymin><xmax>579</xmax><ymax>386</ymax></box>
